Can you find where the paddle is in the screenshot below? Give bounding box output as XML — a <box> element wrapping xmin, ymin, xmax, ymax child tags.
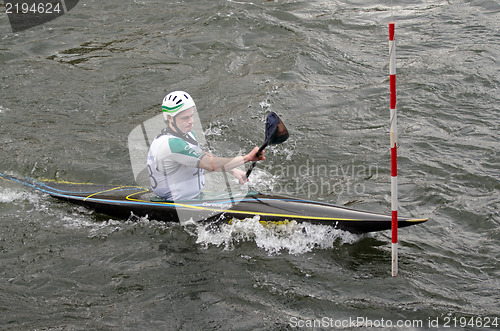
<box><xmin>245</xmin><ymin>111</ymin><xmax>289</xmax><ymax>179</ymax></box>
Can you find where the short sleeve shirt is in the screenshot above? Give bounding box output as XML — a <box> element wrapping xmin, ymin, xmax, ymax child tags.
<box><xmin>146</xmin><ymin>131</ymin><xmax>205</xmax><ymax>200</ymax></box>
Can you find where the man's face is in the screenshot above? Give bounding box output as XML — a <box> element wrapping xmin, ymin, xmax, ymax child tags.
<box><xmin>171</xmin><ymin>107</ymin><xmax>195</xmax><ymax>133</ymax></box>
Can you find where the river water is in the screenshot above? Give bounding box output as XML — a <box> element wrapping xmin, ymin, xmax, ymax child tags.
<box><xmin>1</xmin><ymin>0</ymin><xmax>499</xmax><ymax>329</ymax></box>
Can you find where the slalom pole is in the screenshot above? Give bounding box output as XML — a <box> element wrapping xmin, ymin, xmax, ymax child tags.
<box><xmin>389</xmin><ymin>22</ymin><xmax>398</xmax><ymax>277</ymax></box>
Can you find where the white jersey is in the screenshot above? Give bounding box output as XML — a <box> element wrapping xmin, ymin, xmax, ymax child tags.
<box><xmin>146</xmin><ymin>129</ymin><xmax>205</xmax><ymax>200</ymax></box>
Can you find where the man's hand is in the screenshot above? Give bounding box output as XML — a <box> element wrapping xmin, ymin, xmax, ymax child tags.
<box><xmin>230</xmin><ymin>168</ymin><xmax>248</xmax><ymax>184</ymax></box>
<box><xmin>244</xmin><ymin>147</ymin><xmax>265</xmax><ymax>163</ymax></box>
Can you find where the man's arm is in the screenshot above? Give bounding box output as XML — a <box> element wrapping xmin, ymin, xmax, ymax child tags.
<box><xmin>198</xmin><ymin>147</ymin><xmax>265</xmax><ymax>172</ymax></box>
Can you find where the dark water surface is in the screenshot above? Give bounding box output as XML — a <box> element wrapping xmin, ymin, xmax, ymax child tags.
<box><xmin>1</xmin><ymin>0</ymin><xmax>499</xmax><ymax>329</ymax></box>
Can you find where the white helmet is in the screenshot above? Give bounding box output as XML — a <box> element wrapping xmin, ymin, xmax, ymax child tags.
<box><xmin>161</xmin><ymin>91</ymin><xmax>196</xmax><ymax>120</ymax></box>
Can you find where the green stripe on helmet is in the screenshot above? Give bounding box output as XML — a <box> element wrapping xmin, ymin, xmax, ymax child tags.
<box><xmin>162</xmin><ymin>103</ymin><xmax>184</xmax><ymax>113</ymax></box>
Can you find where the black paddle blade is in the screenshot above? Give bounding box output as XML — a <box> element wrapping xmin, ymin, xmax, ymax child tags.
<box><xmin>246</xmin><ymin>112</ymin><xmax>289</xmax><ymax>179</ymax></box>
<box><xmin>266</xmin><ymin>112</ymin><xmax>289</xmax><ymax>145</ymax></box>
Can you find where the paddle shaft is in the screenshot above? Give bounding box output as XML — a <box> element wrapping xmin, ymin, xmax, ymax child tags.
<box><xmin>245</xmin><ymin>140</ymin><xmax>268</xmax><ymax>179</ymax></box>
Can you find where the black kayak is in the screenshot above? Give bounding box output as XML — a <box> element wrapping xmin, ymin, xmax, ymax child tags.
<box><xmin>1</xmin><ymin>172</ymin><xmax>428</xmax><ymax>234</ymax></box>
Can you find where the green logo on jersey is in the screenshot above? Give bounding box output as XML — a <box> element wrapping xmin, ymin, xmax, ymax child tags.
<box><xmin>169</xmin><ymin>138</ymin><xmax>202</xmax><ymax>159</ymax></box>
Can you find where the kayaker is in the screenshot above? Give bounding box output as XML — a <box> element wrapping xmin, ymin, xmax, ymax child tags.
<box><xmin>146</xmin><ymin>91</ymin><xmax>265</xmax><ymax>200</ymax></box>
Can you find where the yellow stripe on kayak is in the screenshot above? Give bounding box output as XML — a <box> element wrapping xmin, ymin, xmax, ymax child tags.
<box><xmin>83</xmin><ymin>186</ymin><xmax>138</xmax><ymax>201</ymax></box>
<box><xmin>125</xmin><ymin>196</ymin><xmax>378</xmax><ymax>222</ymax></box>
<box><xmin>41</xmin><ymin>179</ymin><xmax>97</xmax><ymax>185</ymax></box>
<box><xmin>406</xmin><ymin>218</ymin><xmax>428</xmax><ymax>223</ymax></box>
<box><xmin>124</xmin><ymin>190</ymin><xmax>429</xmax><ymax>223</ymax></box>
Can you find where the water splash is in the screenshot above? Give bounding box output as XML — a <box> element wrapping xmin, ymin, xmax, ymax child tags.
<box><xmin>183</xmin><ymin>216</ymin><xmax>361</xmax><ymax>255</ymax></box>
<box><xmin>59</xmin><ymin>212</ymin><xmax>173</xmax><ymax>239</ymax></box>
<box><xmin>204</xmin><ymin>121</ymin><xmax>229</xmax><ymax>137</ymax></box>
<box><xmin>0</xmin><ymin>188</ymin><xmax>40</xmax><ymax>205</ymax></box>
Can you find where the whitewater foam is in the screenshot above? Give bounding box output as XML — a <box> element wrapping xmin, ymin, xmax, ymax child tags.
<box><xmin>0</xmin><ymin>188</ymin><xmax>40</xmax><ymax>205</ymax></box>
<box><xmin>184</xmin><ymin>216</ymin><xmax>361</xmax><ymax>255</ymax></box>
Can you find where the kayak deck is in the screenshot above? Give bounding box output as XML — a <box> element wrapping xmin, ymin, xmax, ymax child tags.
<box><xmin>1</xmin><ymin>173</ymin><xmax>428</xmax><ymax>234</ymax></box>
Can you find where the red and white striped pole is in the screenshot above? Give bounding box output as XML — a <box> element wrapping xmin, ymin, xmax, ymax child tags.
<box><xmin>389</xmin><ymin>22</ymin><xmax>398</xmax><ymax>277</ymax></box>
